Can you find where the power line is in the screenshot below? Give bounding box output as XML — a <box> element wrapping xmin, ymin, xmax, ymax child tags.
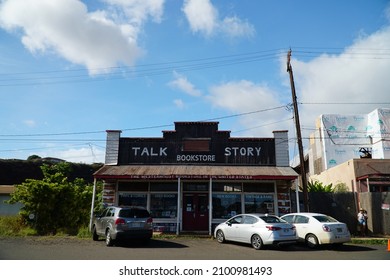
<box><xmin>300</xmin><ymin>102</ymin><xmax>390</xmax><ymax>105</ymax></box>
<box><xmin>0</xmin><ymin>105</ymin><xmax>289</xmax><ymax>138</ymax></box>
<box><xmin>0</xmin><ymin>105</ymin><xmax>291</xmax><ymax>154</ymax></box>
<box><xmin>0</xmin><ymin>49</ymin><xmax>286</xmax><ymax>87</ymax></box>
<box><xmin>232</xmin><ymin>117</ymin><xmax>293</xmax><ymax>134</ymax></box>
<box><xmin>2</xmin><ymin>46</ymin><xmax>389</xmax><ymax>87</ymax></box>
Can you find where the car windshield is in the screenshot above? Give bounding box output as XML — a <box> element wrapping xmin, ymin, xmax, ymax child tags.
<box><xmin>313</xmin><ymin>215</ymin><xmax>338</xmax><ymax>223</ymax></box>
<box><xmin>259</xmin><ymin>216</ymin><xmax>285</xmax><ymax>223</ymax></box>
<box><xmin>119</xmin><ymin>209</ymin><xmax>150</xmax><ymax>218</ymax></box>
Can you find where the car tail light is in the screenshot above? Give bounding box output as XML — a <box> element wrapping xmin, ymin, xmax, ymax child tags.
<box><xmin>115</xmin><ymin>218</ymin><xmax>126</xmax><ymax>225</ymax></box>
<box><xmin>266</xmin><ymin>226</ymin><xmax>282</xmax><ymax>231</ymax></box>
<box><xmin>146</xmin><ymin>217</ymin><xmax>153</xmax><ymax>225</ymax></box>
<box><xmin>322</xmin><ymin>225</ymin><xmax>331</xmax><ymax>232</ymax></box>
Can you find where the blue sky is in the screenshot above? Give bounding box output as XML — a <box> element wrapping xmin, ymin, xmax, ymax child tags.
<box><xmin>0</xmin><ymin>0</ymin><xmax>390</xmax><ymax>164</ymax></box>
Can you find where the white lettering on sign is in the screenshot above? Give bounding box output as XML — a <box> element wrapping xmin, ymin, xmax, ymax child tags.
<box><xmin>176</xmin><ymin>154</ymin><xmax>216</xmax><ymax>162</ymax></box>
<box><xmin>132</xmin><ymin>147</ymin><xmax>168</xmax><ymax>157</ymax></box>
<box><xmin>224</xmin><ymin>147</ymin><xmax>261</xmax><ymax>156</ymax></box>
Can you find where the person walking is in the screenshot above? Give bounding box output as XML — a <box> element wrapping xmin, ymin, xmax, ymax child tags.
<box><xmin>357</xmin><ymin>208</ymin><xmax>368</xmax><ymax>237</ymax></box>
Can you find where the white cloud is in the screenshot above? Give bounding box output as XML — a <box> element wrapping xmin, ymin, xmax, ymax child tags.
<box><xmin>182</xmin><ymin>0</ymin><xmax>218</xmax><ymax>36</ymax></box>
<box><xmin>173</xmin><ymin>99</ymin><xmax>185</xmax><ymax>109</ymax></box>
<box><xmin>39</xmin><ymin>146</ymin><xmax>105</xmax><ymax>164</ymax></box>
<box><xmin>0</xmin><ymin>0</ymin><xmax>166</xmax><ymax>75</ymax></box>
<box><xmin>220</xmin><ymin>16</ymin><xmax>255</xmax><ymax>39</ymax></box>
<box><xmin>207</xmin><ymin>80</ymin><xmax>289</xmax><ymax>136</ymax></box>
<box><xmin>205</xmin><ymin>24</ymin><xmax>390</xmax><ymax>147</ymax></box>
<box><xmin>182</xmin><ymin>0</ymin><xmax>254</xmax><ymax>38</ymax></box>
<box><xmin>23</xmin><ymin>120</ymin><xmax>36</xmax><ymax>127</ymax></box>
<box><xmin>104</xmin><ymin>0</ymin><xmax>164</xmax><ymax>25</ymax></box>
<box><xmin>290</xmin><ymin>25</ymin><xmax>390</xmax><ymax>139</ymax></box>
<box><xmin>168</xmin><ymin>72</ymin><xmax>202</xmax><ymax>97</ymax></box>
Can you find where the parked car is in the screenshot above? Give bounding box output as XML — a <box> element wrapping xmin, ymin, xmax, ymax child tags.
<box><xmin>280</xmin><ymin>212</ymin><xmax>351</xmax><ymax>249</ymax></box>
<box><xmin>214</xmin><ymin>213</ymin><xmax>298</xmax><ymax>250</ymax></box>
<box><xmin>92</xmin><ymin>206</ymin><xmax>153</xmax><ymax>246</ymax></box>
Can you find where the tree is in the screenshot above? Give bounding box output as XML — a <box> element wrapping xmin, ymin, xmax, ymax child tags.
<box><xmin>27</xmin><ymin>155</ymin><xmax>41</xmax><ymax>161</ymax></box>
<box><xmin>333</xmin><ymin>182</ymin><xmax>349</xmax><ymax>193</ymax></box>
<box><xmin>7</xmin><ymin>162</ymin><xmax>99</xmax><ymax>235</ymax></box>
<box><xmin>307</xmin><ymin>180</ymin><xmax>333</xmax><ymax>192</ymax></box>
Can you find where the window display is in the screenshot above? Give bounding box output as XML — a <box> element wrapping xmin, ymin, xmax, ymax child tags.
<box><xmin>150</xmin><ymin>193</ymin><xmax>177</xmax><ymax>218</ymax></box>
<box><xmin>118</xmin><ymin>193</ymin><xmax>147</xmax><ymax>207</ymax></box>
<box><xmin>212</xmin><ymin>193</ymin><xmax>241</xmax><ymax>219</ymax></box>
<box><xmin>244</xmin><ymin>194</ymin><xmax>274</xmax><ymax>214</ymax></box>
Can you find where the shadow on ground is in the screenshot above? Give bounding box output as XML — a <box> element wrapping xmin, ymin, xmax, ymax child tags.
<box><xmin>97</xmin><ymin>238</ymin><xmax>188</xmax><ymax>249</ymax></box>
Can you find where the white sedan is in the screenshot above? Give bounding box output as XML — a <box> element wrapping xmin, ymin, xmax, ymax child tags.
<box><xmin>280</xmin><ymin>212</ymin><xmax>351</xmax><ymax>249</ymax></box>
<box><xmin>214</xmin><ymin>213</ymin><xmax>298</xmax><ymax>250</ymax></box>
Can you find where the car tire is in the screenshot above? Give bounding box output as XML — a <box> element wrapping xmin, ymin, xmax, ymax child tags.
<box><xmin>216</xmin><ymin>230</ymin><xmax>225</xmax><ymax>243</ymax></box>
<box><xmin>105</xmin><ymin>229</ymin><xmax>114</xmax><ymax>247</ymax></box>
<box><xmin>251</xmin><ymin>234</ymin><xmax>263</xmax><ymax>250</ymax></box>
<box><xmin>305</xmin><ymin>233</ymin><xmax>319</xmax><ymax>249</ymax></box>
<box><xmin>92</xmin><ymin>226</ymin><xmax>99</xmax><ymax>241</ymax></box>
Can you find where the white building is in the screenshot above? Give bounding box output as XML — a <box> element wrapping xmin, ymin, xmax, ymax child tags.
<box><xmin>308</xmin><ymin>108</ymin><xmax>390</xmax><ymax>175</ymax></box>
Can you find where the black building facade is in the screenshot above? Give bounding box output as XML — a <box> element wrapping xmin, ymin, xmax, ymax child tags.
<box><xmin>93</xmin><ymin>122</ymin><xmax>298</xmax><ymax>234</ymax></box>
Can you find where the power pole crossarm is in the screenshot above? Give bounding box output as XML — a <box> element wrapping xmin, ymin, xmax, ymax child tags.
<box><xmin>287</xmin><ymin>49</ymin><xmax>309</xmax><ymax>212</ymax></box>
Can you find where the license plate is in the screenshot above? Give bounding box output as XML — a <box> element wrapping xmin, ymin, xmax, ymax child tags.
<box><xmin>128</xmin><ymin>222</ymin><xmax>142</xmax><ymax>228</ymax></box>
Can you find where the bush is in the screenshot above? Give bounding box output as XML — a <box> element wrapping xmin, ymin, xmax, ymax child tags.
<box><xmin>7</xmin><ymin>162</ymin><xmax>102</xmax><ymax>235</ymax></box>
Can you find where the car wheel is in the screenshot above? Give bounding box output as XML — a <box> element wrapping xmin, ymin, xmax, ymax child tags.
<box><xmin>305</xmin><ymin>233</ymin><xmax>319</xmax><ymax>249</ymax></box>
<box><xmin>216</xmin><ymin>230</ymin><xmax>225</xmax><ymax>243</ymax></box>
<box><xmin>251</xmin><ymin>234</ymin><xmax>263</xmax><ymax>250</ymax></box>
<box><xmin>105</xmin><ymin>229</ymin><xmax>114</xmax><ymax>247</ymax></box>
<box><xmin>92</xmin><ymin>226</ymin><xmax>99</xmax><ymax>241</ymax></box>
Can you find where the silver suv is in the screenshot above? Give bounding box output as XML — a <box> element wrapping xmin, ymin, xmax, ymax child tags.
<box><xmin>92</xmin><ymin>206</ymin><xmax>153</xmax><ymax>246</ymax></box>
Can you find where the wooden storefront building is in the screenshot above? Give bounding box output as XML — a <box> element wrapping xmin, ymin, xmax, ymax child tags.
<box><xmin>93</xmin><ymin>122</ymin><xmax>298</xmax><ymax>234</ymax></box>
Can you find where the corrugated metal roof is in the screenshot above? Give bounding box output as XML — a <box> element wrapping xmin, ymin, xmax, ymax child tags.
<box><xmin>94</xmin><ymin>165</ymin><xmax>298</xmax><ymax>180</ymax></box>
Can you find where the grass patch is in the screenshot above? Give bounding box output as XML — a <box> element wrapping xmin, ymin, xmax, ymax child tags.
<box><xmin>77</xmin><ymin>226</ymin><xmax>92</xmax><ymax>239</ymax></box>
<box><xmin>0</xmin><ymin>215</ymin><xmax>92</xmax><ymax>238</ymax></box>
<box><xmin>351</xmin><ymin>238</ymin><xmax>388</xmax><ymax>245</ymax></box>
<box><xmin>0</xmin><ymin>215</ymin><xmax>37</xmax><ymax>236</ymax></box>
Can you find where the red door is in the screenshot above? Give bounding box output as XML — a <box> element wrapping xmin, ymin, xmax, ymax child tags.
<box><xmin>182</xmin><ymin>193</ymin><xmax>209</xmax><ymax>231</ymax></box>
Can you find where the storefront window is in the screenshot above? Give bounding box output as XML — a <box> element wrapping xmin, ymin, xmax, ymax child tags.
<box><xmin>150</xmin><ymin>193</ymin><xmax>178</xmax><ymax>218</ymax></box>
<box><xmin>118</xmin><ymin>193</ymin><xmax>147</xmax><ymax>207</ymax></box>
<box><xmin>212</xmin><ymin>194</ymin><xmax>241</xmax><ymax>219</ymax></box>
<box><xmin>213</xmin><ymin>182</ymin><xmax>242</xmax><ymax>192</ymax></box>
<box><xmin>244</xmin><ymin>194</ymin><xmax>274</xmax><ymax>214</ymax></box>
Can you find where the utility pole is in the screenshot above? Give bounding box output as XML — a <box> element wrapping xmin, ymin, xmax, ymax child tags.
<box><xmin>287</xmin><ymin>49</ymin><xmax>309</xmax><ymax>212</ymax></box>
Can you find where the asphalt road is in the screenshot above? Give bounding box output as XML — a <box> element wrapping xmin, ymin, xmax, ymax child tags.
<box><xmin>0</xmin><ymin>236</ymin><xmax>389</xmax><ymax>260</ymax></box>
